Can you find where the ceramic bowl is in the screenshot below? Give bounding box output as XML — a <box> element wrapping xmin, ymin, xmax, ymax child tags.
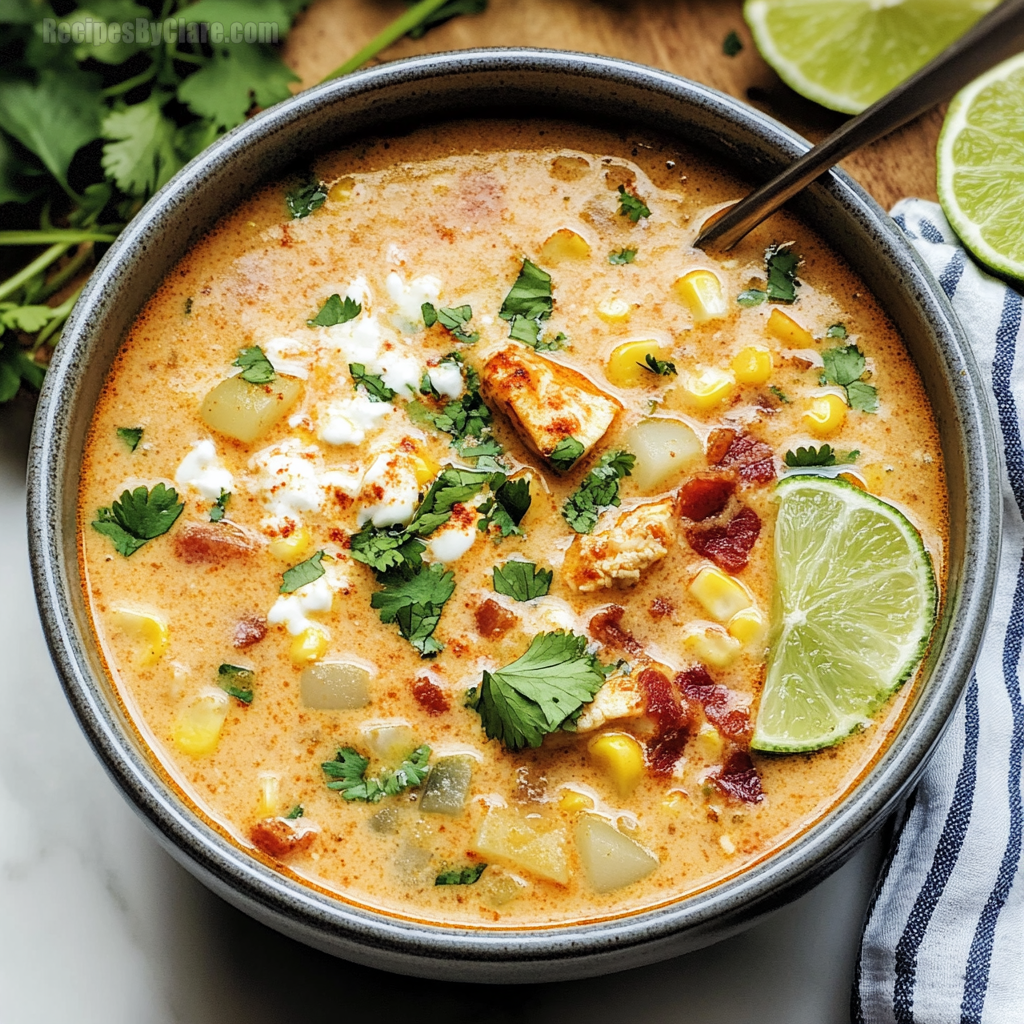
<box><xmin>27</xmin><ymin>48</ymin><xmax>1001</xmax><ymax>982</ymax></box>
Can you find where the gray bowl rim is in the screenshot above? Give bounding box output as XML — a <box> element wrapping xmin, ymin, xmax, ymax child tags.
<box><xmin>27</xmin><ymin>47</ymin><xmax>1001</xmax><ymax>977</ymax></box>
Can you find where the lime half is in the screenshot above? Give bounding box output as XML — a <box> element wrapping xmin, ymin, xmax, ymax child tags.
<box><xmin>937</xmin><ymin>52</ymin><xmax>1024</xmax><ymax>282</ymax></box>
<box><xmin>744</xmin><ymin>0</ymin><xmax>997</xmax><ymax>115</ymax></box>
<box><xmin>752</xmin><ymin>476</ymin><xmax>937</xmax><ymax>753</ymax></box>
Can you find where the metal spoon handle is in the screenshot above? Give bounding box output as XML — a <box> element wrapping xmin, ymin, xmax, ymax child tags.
<box><xmin>695</xmin><ymin>0</ymin><xmax>1024</xmax><ymax>251</ymax></box>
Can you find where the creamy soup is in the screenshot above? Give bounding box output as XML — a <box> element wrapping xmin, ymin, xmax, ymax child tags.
<box><xmin>79</xmin><ymin>120</ymin><xmax>947</xmax><ymax>927</ymax></box>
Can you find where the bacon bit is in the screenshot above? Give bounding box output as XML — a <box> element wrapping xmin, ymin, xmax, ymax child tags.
<box><xmin>588</xmin><ymin>605</ymin><xmax>644</xmax><ymax>657</ymax></box>
<box><xmin>650</xmin><ymin>597</ymin><xmax>674</xmax><ymax>618</ymax></box>
<box><xmin>249</xmin><ymin>818</ymin><xmax>316</xmax><ymax>859</ymax></box>
<box><xmin>676</xmin><ymin>665</ymin><xmax>752</xmax><ymax>741</ymax></box>
<box><xmin>475</xmin><ymin>598</ymin><xmax>518</xmax><ymax>639</ymax></box>
<box><xmin>412</xmin><ymin>677</ymin><xmax>450</xmax><ymax>716</ymax></box>
<box><xmin>638</xmin><ymin>669</ymin><xmax>693</xmax><ymax>776</ymax></box>
<box><xmin>174</xmin><ymin>521</ymin><xmax>256</xmax><ymax>564</ymax></box>
<box><xmin>719</xmin><ymin>433</ymin><xmax>776</xmax><ymax>484</ymax></box>
<box><xmin>705</xmin><ymin>427</ymin><xmax>737</xmax><ymax>465</ymax></box>
<box><xmin>678</xmin><ymin>471</ymin><xmax>738</xmax><ymax>521</ymax></box>
<box><xmin>685</xmin><ymin>505</ymin><xmax>762</xmax><ymax>573</ymax></box>
<box><xmin>710</xmin><ymin>752</ymin><xmax>764</xmax><ymax>804</ymax></box>
<box><xmin>233</xmin><ymin>615</ymin><xmax>267</xmax><ymax>649</ymax></box>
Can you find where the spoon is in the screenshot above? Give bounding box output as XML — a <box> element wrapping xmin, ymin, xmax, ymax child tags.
<box><xmin>694</xmin><ymin>0</ymin><xmax>1024</xmax><ymax>251</ymax></box>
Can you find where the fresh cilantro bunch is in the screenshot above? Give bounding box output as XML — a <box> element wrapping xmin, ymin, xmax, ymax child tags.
<box><xmin>322</xmin><ymin>744</ymin><xmax>431</xmax><ymax>802</ymax></box>
<box><xmin>561</xmin><ymin>449</ymin><xmax>635</xmax><ymax>534</ymax></box>
<box><xmin>821</xmin><ymin>344</ymin><xmax>879</xmax><ymax>412</ymax></box>
<box><xmin>466</xmin><ymin>632</ymin><xmax>610</xmax><ymax>751</ymax></box>
<box><xmin>91</xmin><ymin>482</ymin><xmax>184</xmax><ymax>556</ymax></box>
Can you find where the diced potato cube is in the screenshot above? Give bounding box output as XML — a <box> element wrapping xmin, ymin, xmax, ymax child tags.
<box><xmin>364</xmin><ymin>723</ymin><xmax>417</xmax><ymax>764</ymax></box>
<box><xmin>620</xmin><ymin>416</ymin><xmax>702</xmax><ymax>492</ymax></box>
<box><xmin>674</xmin><ymin>269</ymin><xmax>727</xmax><ymax>322</ymax></box>
<box><xmin>728</xmin><ymin>606</ymin><xmax>766</xmax><ymax>645</ymax></box>
<box><xmin>269</xmin><ymin>527</ymin><xmax>312</xmax><ymax>562</ymax></box>
<box><xmin>767</xmin><ymin>308</ymin><xmax>813</xmax><ymax>347</ymax></box>
<box><xmin>300</xmin><ymin>662</ymin><xmax>371</xmax><ymax>710</ymax></box>
<box><xmin>558</xmin><ymin>788</ymin><xmax>596</xmax><ymax>812</ymax></box>
<box><xmin>257</xmin><ymin>774</ymin><xmax>281</xmax><ymax>817</ymax></box>
<box><xmin>575</xmin><ymin>814</ymin><xmax>659</xmax><ymax>893</ymax></box>
<box><xmin>172</xmin><ymin>690</ymin><xmax>229</xmax><ymax>756</ymax></box>
<box><xmin>731</xmin><ymin>346</ymin><xmax>773</xmax><ymax>385</ymax></box>
<box><xmin>683</xmin><ymin>625</ymin><xmax>741</xmax><ymax>668</ymax></box>
<box><xmin>474</xmin><ymin>807</ymin><xmax>569</xmax><ymax>884</ymax></box>
<box><xmin>695</xmin><ymin>722</ymin><xmax>724</xmax><ymax>760</ymax></box>
<box><xmin>201</xmin><ymin>373</ymin><xmax>302</xmax><ymax>444</ymax></box>
<box><xmin>479</xmin><ymin>871</ymin><xmax>528</xmax><ymax>907</ymax></box>
<box><xmin>290</xmin><ymin>627</ymin><xmax>328</xmax><ymax>666</ymax></box>
<box><xmin>481</xmin><ymin>346</ymin><xmax>620</xmax><ymax>469</ymax></box>
<box><xmin>420</xmin><ymin>755</ymin><xmax>473</xmax><ymax>815</ymax></box>
<box><xmin>606</xmin><ymin>339</ymin><xmax>674</xmax><ymax>387</ymax></box>
<box><xmin>539</xmin><ymin>228</ymin><xmax>592</xmax><ymax>263</ymax></box>
<box><xmin>677</xmin><ymin>367</ymin><xmax>735</xmax><ymax>411</ymax></box>
<box><xmin>596</xmin><ymin>297</ymin><xmax>632</xmax><ymax>323</ymax></box>
<box><xmin>804</xmin><ymin>393</ymin><xmax>847</xmax><ymax>437</ymax></box>
<box><xmin>111</xmin><ymin>608</ymin><xmax>168</xmax><ymax>666</ymax></box>
<box><xmin>688</xmin><ymin>566</ymin><xmax>752</xmax><ymax>622</ymax></box>
<box><xmin>587</xmin><ymin>732</ymin><xmax>645</xmax><ymax>796</ymax></box>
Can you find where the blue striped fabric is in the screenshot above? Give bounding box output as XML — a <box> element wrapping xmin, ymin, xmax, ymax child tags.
<box><xmin>853</xmin><ymin>200</ymin><xmax>1024</xmax><ymax>1024</ymax></box>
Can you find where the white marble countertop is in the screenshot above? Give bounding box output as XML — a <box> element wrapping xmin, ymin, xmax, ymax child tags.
<box><xmin>0</xmin><ymin>394</ymin><xmax>882</xmax><ymax>1023</ymax></box>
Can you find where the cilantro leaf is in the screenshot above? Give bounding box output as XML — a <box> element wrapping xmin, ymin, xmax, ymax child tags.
<box><xmin>723</xmin><ymin>30</ymin><xmax>743</xmax><ymax>56</ymax></box>
<box><xmin>321</xmin><ymin>747</ymin><xmax>371</xmax><ymax>796</ymax></box>
<box><xmin>562</xmin><ymin>450</ymin><xmax>635</xmax><ymax>534</ymax></box>
<box><xmin>493</xmin><ymin>561</ymin><xmax>552</xmax><ymax>602</ymax></box>
<box><xmin>617</xmin><ymin>185</ymin><xmax>650</xmax><ymax>222</ymax></box>
<box><xmin>423</xmin><ymin>303</ymin><xmax>479</xmax><ymax>343</ymax></box>
<box><xmin>765</xmin><ymin>244</ymin><xmax>800</xmax><ymax>303</ymax></box>
<box><xmin>609</xmin><ymin>248</ymin><xmax>637</xmax><ymax>265</ymax></box>
<box><xmin>419</xmin><ymin>364</ymin><xmax>498</xmax><ymax>458</ymax></box>
<box><xmin>116</xmin><ymin>426</ymin><xmax>143</xmax><ymax>452</ymax></box>
<box><xmin>285</xmin><ymin>805</ymin><xmax>304</xmax><ymax>819</ymax></box>
<box><xmin>371</xmin><ymin>563</ymin><xmax>456</xmax><ymax>657</ymax></box>
<box><xmin>210</xmin><ymin>489</ymin><xmax>231</xmax><ymax>522</ymax></box>
<box><xmin>468</xmin><ymin>632</ymin><xmax>608</xmax><ymax>751</ymax></box>
<box><xmin>508</xmin><ymin>314</ymin><xmax>542</xmax><ymax>345</ymax></box>
<box><xmin>233</xmin><ymin>346</ymin><xmax>276</xmax><ymax>384</ymax></box>
<box><xmin>822</xmin><ymin>345</ymin><xmax>865</xmax><ymax>387</ymax></box>
<box><xmin>0</xmin><ymin>339</ymin><xmax>44</xmax><ymax>402</ymax></box>
<box><xmin>101</xmin><ymin>98</ymin><xmax>181</xmax><ymax>199</ymax></box>
<box><xmin>531</xmin><ymin>330</ymin><xmax>569</xmax><ymax>352</ymax></box>
<box><xmin>784</xmin><ymin>444</ymin><xmax>837</xmax><ymax>468</ymax></box>
<box><xmin>847</xmin><ymin>380</ymin><xmax>880</xmax><ymax>413</ymax></box>
<box><xmin>499</xmin><ymin>258</ymin><xmax>553</xmax><ymax>322</ymax></box>
<box><xmin>737</xmin><ymin>289</ymin><xmax>767</xmax><ymax>307</ymax></box>
<box><xmin>826</xmin><ymin>323</ymin><xmax>848</xmax><ymax>339</ymax></box>
<box><xmin>435</xmin><ymin>863</ymin><xmax>487</xmax><ymax>886</ymax></box>
<box><xmin>91</xmin><ymin>483</ymin><xmax>184</xmax><ymax>557</ymax></box>
<box><xmin>477</xmin><ymin>477</ymin><xmax>531</xmax><ymax>539</ymax></box>
<box><xmin>349</xmin><ymin>363</ymin><xmax>396</xmax><ymax>402</ymax></box>
<box><xmin>410</xmin><ymin>467</ymin><xmax>492</xmax><ymax>536</ymax></box>
<box><xmin>421</xmin><ymin>302</ymin><xmax>438</xmax><ymax>327</ymax></box>
<box><xmin>550</xmin><ymin>437</ymin><xmax>584</xmax><ymax>472</ymax></box>
<box><xmin>351</xmin><ymin>524</ymin><xmax>426</xmax><ymax>575</ymax></box>
<box><xmin>285</xmin><ymin>177</ymin><xmax>328</xmax><ymax>219</ymax></box>
<box><xmin>309</xmin><ymin>294</ymin><xmax>361</xmax><ymax>327</ymax></box>
<box><xmin>640</xmin><ymin>353</ymin><xmax>677</xmax><ymax>377</ymax></box>
<box><xmin>323</xmin><ymin>744</ymin><xmax>431</xmax><ymax>802</ymax></box>
<box><xmin>280</xmin><ymin>550</ymin><xmax>327</xmax><ymax>593</ymax></box>
<box><xmin>218</xmin><ymin>664</ymin><xmax>254</xmax><ymax>704</ymax></box>
<box><xmin>769</xmin><ymin>385</ymin><xmax>791</xmax><ymax>404</ymax></box>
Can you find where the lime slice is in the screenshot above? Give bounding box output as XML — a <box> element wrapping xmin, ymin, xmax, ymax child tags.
<box><xmin>937</xmin><ymin>52</ymin><xmax>1024</xmax><ymax>281</ymax></box>
<box><xmin>744</xmin><ymin>0</ymin><xmax>997</xmax><ymax>115</ymax></box>
<box><xmin>751</xmin><ymin>476</ymin><xmax>937</xmax><ymax>753</ymax></box>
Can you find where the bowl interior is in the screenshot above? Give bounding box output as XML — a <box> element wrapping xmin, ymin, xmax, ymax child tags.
<box><xmin>28</xmin><ymin>49</ymin><xmax>1001</xmax><ymax>982</ymax></box>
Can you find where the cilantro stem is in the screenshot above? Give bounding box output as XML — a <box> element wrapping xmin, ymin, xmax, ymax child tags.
<box><xmin>36</xmin><ymin>243</ymin><xmax>94</xmax><ymax>303</ymax></box>
<box><xmin>0</xmin><ymin>230</ymin><xmax>119</xmax><ymax>246</ymax></box>
<box><xmin>101</xmin><ymin>63</ymin><xmax>157</xmax><ymax>97</ymax></box>
<box><xmin>33</xmin><ymin>284</ymin><xmax>85</xmax><ymax>350</ymax></box>
<box><xmin>0</xmin><ymin>244</ymin><xmax>67</xmax><ymax>302</ymax></box>
<box><xmin>321</xmin><ymin>0</ymin><xmax>453</xmax><ymax>80</ymax></box>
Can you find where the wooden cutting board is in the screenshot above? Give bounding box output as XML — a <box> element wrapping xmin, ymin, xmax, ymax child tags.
<box><xmin>282</xmin><ymin>0</ymin><xmax>942</xmax><ymax>211</ymax></box>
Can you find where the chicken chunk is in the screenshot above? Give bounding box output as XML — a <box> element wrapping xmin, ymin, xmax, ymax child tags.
<box><xmin>576</xmin><ymin>668</ymin><xmax>645</xmax><ymax>732</ymax></box>
<box><xmin>481</xmin><ymin>346</ymin><xmax>620</xmax><ymax>470</ymax></box>
<box><xmin>566</xmin><ymin>499</ymin><xmax>675</xmax><ymax>593</ymax></box>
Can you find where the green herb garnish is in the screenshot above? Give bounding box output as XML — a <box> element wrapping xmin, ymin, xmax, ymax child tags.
<box><xmin>218</xmin><ymin>664</ymin><xmax>254</xmax><ymax>704</ymax></box>
<box><xmin>826</xmin><ymin>323</ymin><xmax>848</xmax><ymax>339</ymax></box>
<box><xmin>435</xmin><ymin>863</ymin><xmax>487</xmax><ymax>886</ymax></box>
<box><xmin>783</xmin><ymin>444</ymin><xmax>860</xmax><ymax>467</ymax></box>
<box><xmin>286</xmin><ymin>178</ymin><xmax>328</xmax><ymax>219</ymax></box>
<box><xmin>116</xmin><ymin>426</ymin><xmax>143</xmax><ymax>452</ymax></box>
<box><xmin>285</xmin><ymin>805</ymin><xmax>304</xmax><ymax>819</ymax></box>
<box><xmin>562</xmin><ymin>450</ymin><xmax>635</xmax><ymax>534</ymax></box>
<box><xmin>640</xmin><ymin>353</ymin><xmax>677</xmax><ymax>377</ymax></box>
<box><xmin>769</xmin><ymin>385</ymin><xmax>791</xmax><ymax>404</ymax></box>
<box><xmin>765</xmin><ymin>244</ymin><xmax>800</xmax><ymax>303</ymax></box>
<box><xmin>723</xmin><ymin>30</ymin><xmax>743</xmax><ymax>56</ymax></box>
<box><xmin>209</xmin><ymin>489</ymin><xmax>231</xmax><ymax>522</ymax></box>
<box><xmin>737</xmin><ymin>289</ymin><xmax>767</xmax><ymax>307</ymax></box>
<box><xmin>372</xmin><ymin>563</ymin><xmax>456</xmax><ymax>657</ymax></box>
<box><xmin>91</xmin><ymin>484</ymin><xmax>184</xmax><ymax>557</ymax></box>
<box><xmin>493</xmin><ymin>561</ymin><xmax>552</xmax><ymax>602</ymax></box>
<box><xmin>280</xmin><ymin>550</ymin><xmax>327</xmax><ymax>594</ymax></box>
<box><xmin>308</xmin><ymin>294</ymin><xmax>361</xmax><ymax>328</ymax></box>
<box><xmin>233</xmin><ymin>346</ymin><xmax>276</xmax><ymax>385</ymax></box>
<box><xmin>550</xmin><ymin>436</ymin><xmax>585</xmax><ymax>472</ymax></box>
<box><xmin>350</xmin><ymin>363</ymin><xmax>396</xmax><ymax>402</ymax></box>
<box><xmin>617</xmin><ymin>185</ymin><xmax>650</xmax><ymax>222</ymax></box>
<box><xmin>609</xmin><ymin>248</ymin><xmax>637</xmax><ymax>265</ymax></box>
<box><xmin>499</xmin><ymin>258</ymin><xmax>553</xmax><ymax>345</ymax></box>
<box><xmin>411</xmin><ymin>359</ymin><xmax>501</xmax><ymax>465</ymax></box>
<box><xmin>422</xmin><ymin>302</ymin><xmax>479</xmax><ymax>343</ymax></box>
<box><xmin>322</xmin><ymin>744</ymin><xmax>431</xmax><ymax>802</ymax></box>
<box><xmin>477</xmin><ymin>477</ymin><xmax>532</xmax><ymax>539</ymax></box>
<box><xmin>821</xmin><ymin>344</ymin><xmax>879</xmax><ymax>412</ymax></box>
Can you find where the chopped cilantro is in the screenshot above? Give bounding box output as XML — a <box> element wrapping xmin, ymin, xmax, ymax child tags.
<box><xmin>640</xmin><ymin>353</ymin><xmax>677</xmax><ymax>377</ymax></box>
<box><xmin>784</xmin><ymin>444</ymin><xmax>837</xmax><ymax>468</ymax></box>
<box><xmin>411</xmin><ymin>468</ymin><xmax>494</xmax><ymax>536</ymax></box>
<box><xmin>322</xmin><ymin>744</ymin><xmax>431</xmax><ymax>802</ymax></box>
<box><xmin>826</xmin><ymin>322</ymin><xmax>848</xmax><ymax>339</ymax></box>
<box><xmin>769</xmin><ymin>385</ymin><xmax>791</xmax><ymax>404</ymax></box>
<box><xmin>493</xmin><ymin>561</ymin><xmax>552</xmax><ymax>602</ymax></box>
<box><xmin>477</xmin><ymin>477</ymin><xmax>532</xmax><ymax>539</ymax></box>
<box><xmin>435</xmin><ymin>863</ymin><xmax>487</xmax><ymax>886</ymax></box>
<box><xmin>280</xmin><ymin>550</ymin><xmax>327</xmax><ymax>594</ymax></box>
<box><xmin>422</xmin><ymin>302</ymin><xmax>438</xmax><ymax>327</ymax></box>
<box><xmin>466</xmin><ymin>632</ymin><xmax>609</xmax><ymax>751</ymax></box>
<box><xmin>737</xmin><ymin>289</ymin><xmax>767</xmax><ymax>307</ymax></box>
<box><xmin>765</xmin><ymin>244</ymin><xmax>800</xmax><ymax>303</ymax></box>
<box><xmin>533</xmin><ymin>331</ymin><xmax>570</xmax><ymax>352</ymax></box>
<box><xmin>285</xmin><ymin>805</ymin><xmax>304</xmax><ymax>819</ymax></box>
<box><xmin>209</xmin><ymin>489</ymin><xmax>230</xmax><ymax>522</ymax></box>
<box><xmin>821</xmin><ymin>344</ymin><xmax>879</xmax><ymax>412</ymax></box>
<box><xmin>422</xmin><ymin>303</ymin><xmax>479</xmax><ymax>343</ymax></box>
<box><xmin>233</xmin><ymin>346</ymin><xmax>276</xmax><ymax>385</ymax></box>
<box><xmin>184</xmin><ymin>298</ymin><xmax>193</xmax><ymax>316</ymax></box>
<box><xmin>562</xmin><ymin>450</ymin><xmax>635</xmax><ymax>533</ymax></box>
<box><xmin>617</xmin><ymin>185</ymin><xmax>650</xmax><ymax>222</ymax></box>
<box><xmin>349</xmin><ymin>363</ymin><xmax>396</xmax><ymax>402</ymax></box>
<box><xmin>413</xmin><ymin>360</ymin><xmax>500</xmax><ymax>462</ymax></box>
<box><xmin>609</xmin><ymin>248</ymin><xmax>637</xmax><ymax>265</ymax></box>
<box><xmin>723</xmin><ymin>30</ymin><xmax>743</xmax><ymax>56</ymax></box>
<box><xmin>550</xmin><ymin>437</ymin><xmax>585</xmax><ymax>472</ymax></box>
<box><xmin>846</xmin><ymin>380</ymin><xmax>880</xmax><ymax>412</ymax></box>
<box><xmin>91</xmin><ymin>484</ymin><xmax>184</xmax><ymax>557</ymax></box>
<box><xmin>218</xmin><ymin>664</ymin><xmax>254</xmax><ymax>704</ymax></box>
<box><xmin>372</xmin><ymin>563</ymin><xmax>456</xmax><ymax>657</ymax></box>
<box><xmin>308</xmin><ymin>294</ymin><xmax>361</xmax><ymax>328</ymax></box>
<box><xmin>116</xmin><ymin>426</ymin><xmax>143</xmax><ymax>452</ymax></box>
<box><xmin>286</xmin><ymin>178</ymin><xmax>328</xmax><ymax>219</ymax></box>
<box><xmin>500</xmin><ymin>258</ymin><xmax>553</xmax><ymax>344</ymax></box>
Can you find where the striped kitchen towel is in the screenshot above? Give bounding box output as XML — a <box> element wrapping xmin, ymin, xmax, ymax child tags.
<box><xmin>853</xmin><ymin>199</ymin><xmax>1024</xmax><ymax>1024</ymax></box>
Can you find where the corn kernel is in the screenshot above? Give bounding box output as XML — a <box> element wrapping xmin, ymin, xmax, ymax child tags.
<box><xmin>596</xmin><ymin>296</ymin><xmax>632</xmax><ymax>323</ymax></box>
<box><xmin>172</xmin><ymin>691</ymin><xmax>229</xmax><ymax>756</ymax></box>
<box><xmin>539</xmin><ymin>227</ymin><xmax>591</xmax><ymax>263</ymax></box>
<box><xmin>662</xmin><ymin>790</ymin><xmax>688</xmax><ymax>811</ymax></box>
<box><xmin>719</xmin><ymin>834</ymin><xmax>737</xmax><ymax>855</ymax></box>
<box><xmin>269</xmin><ymin>527</ymin><xmax>312</xmax><ymax>563</ymax></box>
<box><xmin>328</xmin><ymin>176</ymin><xmax>355</xmax><ymax>202</ymax></box>
<box><xmin>838</xmin><ymin>472</ymin><xmax>867</xmax><ymax>491</ymax></box>
<box><xmin>588</xmin><ymin>732</ymin><xmax>645</xmax><ymax>797</ymax></box>
<box><xmin>804</xmin><ymin>393</ymin><xmax>847</xmax><ymax>437</ymax></box>
<box><xmin>678</xmin><ymin>367</ymin><xmax>735</xmax><ymax>411</ymax></box>
<box><xmin>683</xmin><ymin>625</ymin><xmax>741</xmax><ymax>668</ymax></box>
<box><xmin>291</xmin><ymin>627</ymin><xmax>328</xmax><ymax>667</ymax></box>
<box><xmin>606</xmin><ymin>339</ymin><xmax>674</xmax><ymax>387</ymax></box>
<box><xmin>861</xmin><ymin>463</ymin><xmax>889</xmax><ymax>493</ymax></box>
<box><xmin>111</xmin><ymin>608</ymin><xmax>169</xmax><ymax>666</ymax></box>
<box><xmin>727</xmin><ymin>606</ymin><xmax>765</xmax><ymax>645</ymax></box>
<box><xmin>695</xmin><ymin>722</ymin><xmax>724</xmax><ymax>760</ymax></box>
<box><xmin>674</xmin><ymin>269</ymin><xmax>727</xmax><ymax>322</ymax></box>
<box><xmin>558</xmin><ymin>788</ymin><xmax>595</xmax><ymax>813</ymax></box>
<box><xmin>731</xmin><ymin>346</ymin><xmax>773</xmax><ymax>385</ymax></box>
<box><xmin>688</xmin><ymin>566</ymin><xmax>752</xmax><ymax>622</ymax></box>
<box><xmin>257</xmin><ymin>774</ymin><xmax>281</xmax><ymax>817</ymax></box>
<box><xmin>766</xmin><ymin>308</ymin><xmax>813</xmax><ymax>347</ymax></box>
<box><xmin>412</xmin><ymin>452</ymin><xmax>441</xmax><ymax>486</ymax></box>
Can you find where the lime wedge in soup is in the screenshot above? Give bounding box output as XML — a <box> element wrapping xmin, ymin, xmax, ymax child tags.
<box><xmin>752</xmin><ymin>475</ymin><xmax>938</xmax><ymax>753</ymax></box>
